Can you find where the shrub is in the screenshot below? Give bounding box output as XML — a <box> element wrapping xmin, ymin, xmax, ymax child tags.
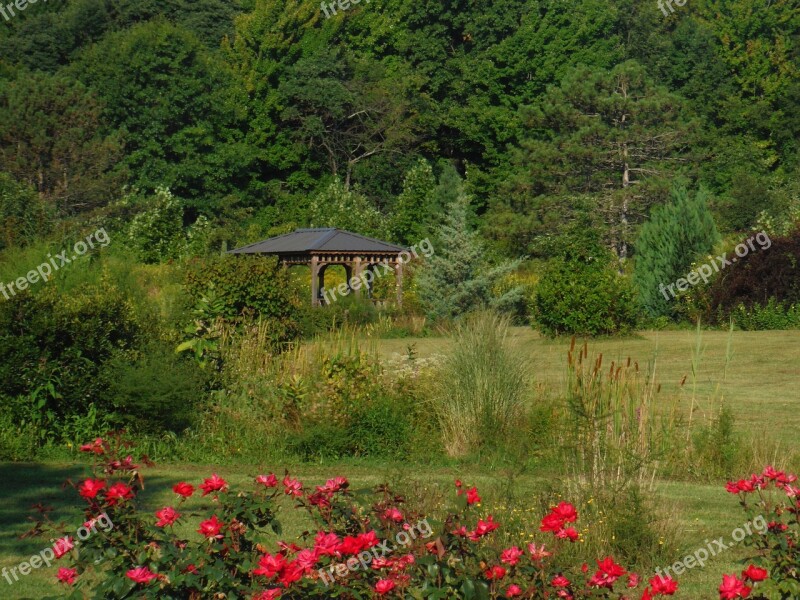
<box><xmin>0</xmin><ymin>172</ymin><xmax>51</xmax><ymax>250</ymax></box>
<box><xmin>185</xmin><ymin>254</ymin><xmax>300</xmax><ymax>334</ymax></box>
<box><xmin>707</xmin><ymin>228</ymin><xmax>800</xmax><ymax>324</ymax></box>
<box><xmin>0</xmin><ymin>282</ymin><xmax>143</xmax><ymax>421</ymax></box>
<box><xmin>728</xmin><ymin>299</ymin><xmax>800</xmax><ymax>330</ymax></box>
<box><xmin>431</xmin><ymin>311</ymin><xmax>528</xmax><ymax>457</ymax></box>
<box><xmin>103</xmin><ymin>344</ymin><xmax>210</xmax><ymax>433</ymax></box>
<box><xmin>533</xmin><ymin>260</ymin><xmax>638</xmax><ymax>336</ymax></box>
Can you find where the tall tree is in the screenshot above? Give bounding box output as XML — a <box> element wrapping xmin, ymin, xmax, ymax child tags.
<box><xmin>507</xmin><ymin>60</ymin><xmax>694</xmax><ymax>263</ymax></box>
<box><xmin>0</xmin><ymin>72</ymin><xmax>125</xmax><ymax>215</ymax></box>
<box><xmin>390</xmin><ymin>159</ymin><xmax>436</xmax><ymax>244</ymax></box>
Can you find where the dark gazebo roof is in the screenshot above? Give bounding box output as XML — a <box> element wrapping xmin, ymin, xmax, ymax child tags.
<box><xmin>228</xmin><ymin>228</ymin><xmax>405</xmax><ymax>255</ymax></box>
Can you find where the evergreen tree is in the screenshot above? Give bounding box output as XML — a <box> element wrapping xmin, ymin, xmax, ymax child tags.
<box><xmin>390</xmin><ymin>159</ymin><xmax>436</xmax><ymax>244</ymax></box>
<box><xmin>416</xmin><ymin>193</ymin><xmax>521</xmax><ymax>321</ymax></box>
<box><xmin>633</xmin><ymin>185</ymin><xmax>720</xmax><ymax>318</ymax></box>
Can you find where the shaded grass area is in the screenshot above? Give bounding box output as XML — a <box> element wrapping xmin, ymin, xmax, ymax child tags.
<box><xmin>0</xmin><ymin>461</ymin><xmax>763</xmax><ymax>599</ymax></box>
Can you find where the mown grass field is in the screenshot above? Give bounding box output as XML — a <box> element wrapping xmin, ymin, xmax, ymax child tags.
<box><xmin>1</xmin><ymin>329</ymin><xmax>798</xmax><ymax>599</ymax></box>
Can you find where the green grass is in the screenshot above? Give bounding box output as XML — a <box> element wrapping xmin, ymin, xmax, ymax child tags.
<box><xmin>1</xmin><ymin>329</ymin><xmax>798</xmax><ymax>598</ymax></box>
<box><xmin>378</xmin><ymin>327</ymin><xmax>800</xmax><ymax>448</ymax></box>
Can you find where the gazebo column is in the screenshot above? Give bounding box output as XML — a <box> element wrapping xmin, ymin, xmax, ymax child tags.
<box><xmin>352</xmin><ymin>257</ymin><xmax>363</xmax><ymax>298</ymax></box>
<box><xmin>395</xmin><ymin>260</ymin><xmax>403</xmax><ymax>307</ymax></box>
<box><xmin>311</xmin><ymin>256</ymin><xmax>321</xmax><ymax>306</ymax></box>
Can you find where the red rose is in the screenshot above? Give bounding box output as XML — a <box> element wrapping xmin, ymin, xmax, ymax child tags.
<box><xmin>485</xmin><ymin>565</ymin><xmax>507</xmax><ymax>580</ymax></box>
<box><xmin>375</xmin><ymin>579</ymin><xmax>396</xmax><ymax>594</ymax></box>
<box><xmin>506</xmin><ymin>584</ymin><xmax>522</xmax><ymax>597</ymax></box>
<box><xmin>650</xmin><ymin>574</ymin><xmax>678</xmax><ymax>595</ymax></box>
<box><xmin>200</xmin><ymin>474</ymin><xmax>228</xmax><ymax>496</ymax></box>
<box><xmin>253</xmin><ymin>553</ymin><xmax>286</xmax><ymax>578</ymax></box>
<box><xmin>198</xmin><ymin>515</ymin><xmax>224</xmax><ymax>539</ymax></box>
<box><xmin>105</xmin><ymin>482</ymin><xmax>134</xmax><ymax>506</ymax></box>
<box><xmin>78</xmin><ymin>478</ymin><xmax>106</xmax><ymax>499</ymax></box>
<box><xmin>283</xmin><ymin>475</ymin><xmax>303</xmax><ymax>497</ymax></box>
<box><xmin>155</xmin><ymin>506</ymin><xmax>181</xmax><ymax>527</ymax></box>
<box><xmin>719</xmin><ymin>574</ymin><xmax>751</xmax><ymax>599</ymax></box>
<box><xmin>256</xmin><ymin>474</ymin><xmax>279</xmax><ymax>488</ymax></box>
<box><xmin>53</xmin><ymin>537</ymin><xmax>74</xmax><ymax>559</ymax></box>
<box><xmin>551</xmin><ymin>574</ymin><xmax>571</xmax><ymax>587</ymax></box>
<box><xmin>500</xmin><ymin>546</ymin><xmax>523</xmax><ymax>566</ymax></box>
<box><xmin>173</xmin><ymin>482</ymin><xmax>195</xmax><ymax>497</ymax></box>
<box><xmin>741</xmin><ymin>565</ymin><xmax>768</xmax><ymax>582</ymax></box>
<box><xmin>126</xmin><ymin>566</ymin><xmax>158</xmax><ymax>584</ymax></box>
<box><xmin>56</xmin><ymin>567</ymin><xmax>77</xmax><ymax>585</ymax></box>
<box><xmin>466</xmin><ymin>487</ymin><xmax>481</xmax><ymax>505</ymax></box>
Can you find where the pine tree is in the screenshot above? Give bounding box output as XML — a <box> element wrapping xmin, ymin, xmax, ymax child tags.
<box><xmin>416</xmin><ymin>191</ymin><xmax>521</xmax><ymax>321</ymax></box>
<box><xmin>634</xmin><ymin>185</ymin><xmax>720</xmax><ymax>317</ymax></box>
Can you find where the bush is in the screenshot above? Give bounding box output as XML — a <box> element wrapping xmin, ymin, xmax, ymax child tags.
<box><xmin>103</xmin><ymin>344</ymin><xmax>210</xmax><ymax>434</ymax></box>
<box><xmin>533</xmin><ymin>260</ymin><xmax>638</xmax><ymax>336</ymax></box>
<box><xmin>185</xmin><ymin>254</ymin><xmax>300</xmax><ymax>337</ymax></box>
<box><xmin>708</xmin><ymin>228</ymin><xmax>800</xmax><ymax>324</ymax></box>
<box><xmin>0</xmin><ymin>282</ymin><xmax>143</xmax><ymax>420</ymax></box>
<box><xmin>727</xmin><ymin>299</ymin><xmax>800</xmax><ymax>330</ymax></box>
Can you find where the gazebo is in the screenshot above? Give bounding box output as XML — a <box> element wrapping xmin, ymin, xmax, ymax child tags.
<box><xmin>228</xmin><ymin>228</ymin><xmax>407</xmax><ymax>306</ymax></box>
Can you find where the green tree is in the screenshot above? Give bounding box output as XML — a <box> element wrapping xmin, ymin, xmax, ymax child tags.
<box><xmin>416</xmin><ymin>193</ymin><xmax>521</xmax><ymax>321</ymax></box>
<box><xmin>0</xmin><ymin>72</ymin><xmax>125</xmax><ymax>216</ymax></box>
<box><xmin>73</xmin><ymin>20</ymin><xmax>244</xmax><ymax>207</ymax></box>
<box><xmin>633</xmin><ymin>186</ymin><xmax>720</xmax><ymax>318</ymax></box>
<box><xmin>308</xmin><ymin>178</ymin><xmax>385</xmax><ymax>238</ymax></box>
<box><xmin>509</xmin><ymin>60</ymin><xmax>694</xmax><ymax>263</ymax></box>
<box><xmin>390</xmin><ymin>159</ymin><xmax>436</xmax><ymax>244</ymax></box>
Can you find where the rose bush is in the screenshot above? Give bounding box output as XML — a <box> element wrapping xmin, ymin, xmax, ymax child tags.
<box><xmin>24</xmin><ymin>436</ymin><xmax>687</xmax><ymax>599</ymax></box>
<box><xmin>720</xmin><ymin>466</ymin><xmax>799</xmax><ymax>599</ymax></box>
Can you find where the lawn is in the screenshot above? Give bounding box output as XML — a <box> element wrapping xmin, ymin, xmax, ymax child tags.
<box><xmin>0</xmin><ymin>329</ymin><xmax>797</xmax><ymax>599</ymax></box>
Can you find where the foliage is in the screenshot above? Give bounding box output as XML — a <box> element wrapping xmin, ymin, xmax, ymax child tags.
<box><xmin>0</xmin><ymin>282</ymin><xmax>143</xmax><ymax>421</ymax></box>
<box><xmin>125</xmin><ymin>187</ymin><xmax>186</xmax><ymax>264</ymax></box>
<box><xmin>430</xmin><ymin>312</ymin><xmax>528</xmax><ymax>457</ymax></box>
<box><xmin>390</xmin><ymin>159</ymin><xmax>437</xmax><ymax>245</ymax></box>
<box><xmin>103</xmin><ymin>344</ymin><xmax>209</xmax><ymax>433</ymax></box>
<box><xmin>533</xmin><ymin>260</ymin><xmax>638</xmax><ymax>337</ymax></box>
<box><xmin>0</xmin><ymin>72</ymin><xmax>125</xmax><ymax>216</ymax></box>
<box><xmin>727</xmin><ymin>299</ymin><xmax>800</xmax><ymax>331</ymax></box>
<box><xmin>634</xmin><ymin>185</ymin><xmax>720</xmax><ymax>318</ymax></box>
<box><xmin>307</xmin><ymin>178</ymin><xmax>385</xmax><ymax>237</ymax></box>
<box><xmin>183</xmin><ymin>254</ymin><xmax>302</xmax><ymax>347</ymax></box>
<box><xmin>0</xmin><ymin>172</ymin><xmax>51</xmax><ymax>250</ymax></box>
